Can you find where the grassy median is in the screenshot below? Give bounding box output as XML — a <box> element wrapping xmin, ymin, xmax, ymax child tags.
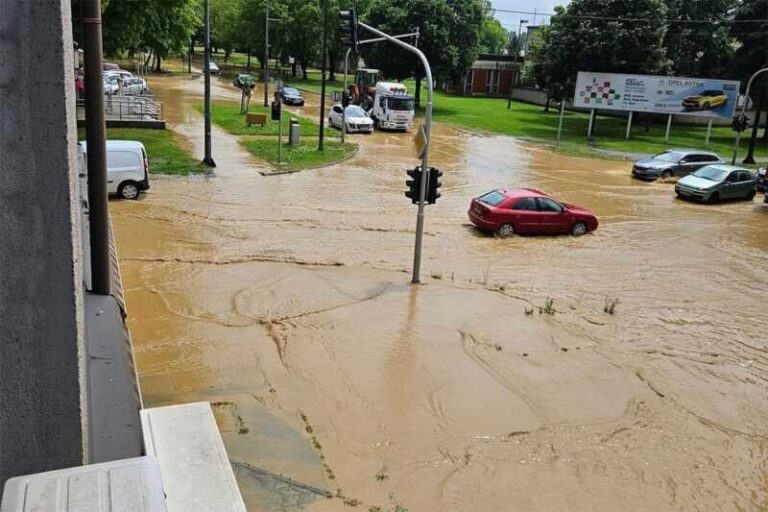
<box><xmin>78</xmin><ymin>127</ymin><xmax>204</xmax><ymax>175</ymax></box>
<box><xmin>199</xmin><ymin>102</ymin><xmax>320</xmax><ymax>137</ymax></box>
<box><xmin>429</xmin><ymin>93</ymin><xmax>768</xmax><ymax>161</ymax></box>
<box><xmin>241</xmin><ymin>139</ymin><xmax>356</xmax><ymax>172</ymax></box>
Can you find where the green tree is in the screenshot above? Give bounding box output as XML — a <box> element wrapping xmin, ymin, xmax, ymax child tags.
<box><xmin>729</xmin><ymin>0</ymin><xmax>768</xmax><ymax>157</ymax></box>
<box><xmin>362</xmin><ymin>0</ymin><xmax>488</xmax><ymax>102</ymax></box>
<box><xmin>478</xmin><ymin>17</ymin><xmax>508</xmax><ymax>54</ymax></box>
<box><xmin>664</xmin><ymin>0</ymin><xmax>735</xmax><ymax>77</ymax></box>
<box><xmin>284</xmin><ymin>0</ymin><xmax>322</xmax><ymax>78</ymax></box>
<box><xmin>729</xmin><ymin>0</ymin><xmax>768</xmax><ymax>78</ymax></box>
<box><xmin>530</xmin><ymin>0</ymin><xmax>668</xmax><ymax>98</ymax></box>
<box><xmin>212</xmin><ymin>0</ymin><xmax>246</xmax><ymax>62</ymax></box>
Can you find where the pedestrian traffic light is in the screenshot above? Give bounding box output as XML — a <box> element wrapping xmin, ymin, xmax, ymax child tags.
<box><xmin>339</xmin><ymin>9</ymin><xmax>359</xmax><ymax>52</ymax></box>
<box><xmin>732</xmin><ymin>114</ymin><xmax>751</xmax><ymax>132</ymax></box>
<box><xmin>426</xmin><ymin>167</ymin><xmax>443</xmax><ymax>204</ymax></box>
<box><xmin>342</xmin><ymin>90</ymin><xmax>351</xmax><ymax>108</ymax></box>
<box><xmin>405</xmin><ymin>166</ymin><xmax>422</xmax><ymax>204</ymax></box>
<box><xmin>271</xmin><ymin>99</ymin><xmax>281</xmax><ymax>121</ymax></box>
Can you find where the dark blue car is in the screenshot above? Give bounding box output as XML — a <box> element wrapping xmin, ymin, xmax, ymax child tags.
<box><xmin>279</xmin><ymin>86</ymin><xmax>305</xmax><ymax>106</ymax></box>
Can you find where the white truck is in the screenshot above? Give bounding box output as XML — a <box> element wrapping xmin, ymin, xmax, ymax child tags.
<box><xmin>368</xmin><ymin>82</ymin><xmax>416</xmax><ymax>131</ymax></box>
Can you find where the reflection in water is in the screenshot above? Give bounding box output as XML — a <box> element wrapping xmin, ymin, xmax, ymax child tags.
<box><xmin>111</xmin><ymin>73</ymin><xmax>768</xmax><ymax>512</ymax></box>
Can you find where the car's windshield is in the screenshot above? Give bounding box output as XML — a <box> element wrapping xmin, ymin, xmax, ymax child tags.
<box><xmin>387</xmin><ymin>97</ymin><xmax>415</xmax><ymax>111</ymax></box>
<box><xmin>104</xmin><ymin>75</ymin><xmax>119</xmax><ymax>83</ymax></box>
<box><xmin>653</xmin><ymin>151</ymin><xmax>684</xmax><ymax>163</ymax></box>
<box><xmin>478</xmin><ymin>191</ymin><xmax>506</xmax><ymax>206</ymax></box>
<box><xmin>345</xmin><ymin>106</ymin><xmax>367</xmax><ymax>117</ymax></box>
<box><xmin>284</xmin><ymin>88</ymin><xmax>300</xmax><ymax>96</ymax></box>
<box><xmin>693</xmin><ymin>165</ymin><xmax>729</xmax><ymax>181</ymax></box>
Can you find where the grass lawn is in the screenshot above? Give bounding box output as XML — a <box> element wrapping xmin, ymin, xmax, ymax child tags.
<box><xmin>199</xmin><ymin>102</ymin><xmax>320</xmax><ymax>137</ymax></box>
<box><xmin>77</xmin><ymin>128</ymin><xmax>204</xmax><ymax>175</ymax></box>
<box><xmin>427</xmin><ymin>92</ymin><xmax>768</xmax><ymax>163</ymax></box>
<box><xmin>241</xmin><ymin>139</ymin><xmax>357</xmax><ymax>172</ymax></box>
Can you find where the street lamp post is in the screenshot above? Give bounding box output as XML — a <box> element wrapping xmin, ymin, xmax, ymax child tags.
<box><xmin>517</xmin><ymin>20</ymin><xmax>528</xmax><ymax>56</ymax></box>
<box><xmin>202</xmin><ymin>0</ymin><xmax>215</xmax><ymax>167</ymax></box>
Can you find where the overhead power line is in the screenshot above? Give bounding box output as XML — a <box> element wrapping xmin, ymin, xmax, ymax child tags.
<box><xmin>491</xmin><ymin>8</ymin><xmax>768</xmax><ymax>24</ymax></box>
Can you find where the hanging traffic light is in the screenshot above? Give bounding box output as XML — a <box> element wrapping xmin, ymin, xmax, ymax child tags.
<box><xmin>426</xmin><ymin>167</ymin><xmax>443</xmax><ymax>204</ymax></box>
<box><xmin>339</xmin><ymin>9</ymin><xmax>359</xmax><ymax>52</ymax></box>
<box><xmin>405</xmin><ymin>166</ymin><xmax>423</xmax><ymax>204</ymax></box>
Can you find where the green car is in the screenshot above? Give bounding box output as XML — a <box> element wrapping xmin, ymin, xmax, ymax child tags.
<box><xmin>675</xmin><ymin>164</ymin><xmax>757</xmax><ymax>203</ymax></box>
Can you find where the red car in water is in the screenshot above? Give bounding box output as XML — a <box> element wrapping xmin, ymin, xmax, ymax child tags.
<box><xmin>468</xmin><ymin>188</ymin><xmax>599</xmax><ymax>237</ymax></box>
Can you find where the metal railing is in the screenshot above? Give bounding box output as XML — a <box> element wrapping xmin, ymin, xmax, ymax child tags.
<box><xmin>77</xmin><ymin>94</ymin><xmax>163</xmax><ymax>122</ymax></box>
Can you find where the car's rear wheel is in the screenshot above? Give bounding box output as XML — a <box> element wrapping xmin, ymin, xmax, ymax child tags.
<box><xmin>661</xmin><ymin>170</ymin><xmax>673</xmax><ymax>180</ymax></box>
<box><xmin>709</xmin><ymin>192</ymin><xmax>720</xmax><ymax>204</ymax></box>
<box><xmin>571</xmin><ymin>221</ymin><xmax>588</xmax><ymax>237</ymax></box>
<box><xmin>495</xmin><ymin>224</ymin><xmax>515</xmax><ymax>238</ymax></box>
<box><xmin>118</xmin><ymin>181</ymin><xmax>140</xmax><ymax>200</ymax></box>
<box><xmin>746</xmin><ymin>189</ymin><xmax>756</xmax><ymax>201</ymax></box>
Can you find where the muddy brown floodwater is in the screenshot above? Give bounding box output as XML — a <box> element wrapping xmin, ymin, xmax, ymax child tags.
<box><xmin>111</xmin><ymin>73</ymin><xmax>768</xmax><ymax>512</ymax></box>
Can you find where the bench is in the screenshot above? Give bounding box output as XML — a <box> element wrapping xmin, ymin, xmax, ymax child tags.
<box><xmin>140</xmin><ymin>402</ymin><xmax>247</xmax><ymax>512</ymax></box>
<box><xmin>245</xmin><ymin>113</ymin><xmax>267</xmax><ymax>127</ymax></box>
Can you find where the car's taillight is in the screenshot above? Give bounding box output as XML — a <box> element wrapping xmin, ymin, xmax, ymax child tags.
<box><xmin>144</xmin><ymin>156</ymin><xmax>149</xmax><ymax>174</ymax></box>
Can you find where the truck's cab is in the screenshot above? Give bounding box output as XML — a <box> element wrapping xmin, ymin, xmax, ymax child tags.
<box><xmin>370</xmin><ymin>82</ymin><xmax>415</xmax><ymax>131</ymax></box>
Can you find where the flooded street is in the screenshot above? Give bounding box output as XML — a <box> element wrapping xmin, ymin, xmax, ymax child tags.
<box><xmin>112</xmin><ymin>74</ymin><xmax>768</xmax><ymax>511</ymax></box>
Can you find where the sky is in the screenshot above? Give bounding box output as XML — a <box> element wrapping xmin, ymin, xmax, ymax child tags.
<box><xmin>490</xmin><ymin>0</ymin><xmax>570</xmax><ymax>36</ymax></box>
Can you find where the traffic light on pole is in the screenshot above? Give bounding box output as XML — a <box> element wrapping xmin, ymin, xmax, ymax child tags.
<box><xmin>405</xmin><ymin>166</ymin><xmax>423</xmax><ymax>204</ymax></box>
<box><xmin>271</xmin><ymin>99</ymin><xmax>281</xmax><ymax>121</ymax></box>
<box><xmin>339</xmin><ymin>9</ymin><xmax>359</xmax><ymax>52</ymax></box>
<box><xmin>426</xmin><ymin>167</ymin><xmax>443</xmax><ymax>204</ymax></box>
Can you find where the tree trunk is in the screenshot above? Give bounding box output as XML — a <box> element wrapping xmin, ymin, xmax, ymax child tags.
<box><xmin>154</xmin><ymin>54</ymin><xmax>162</xmax><ymax>73</ymax></box>
<box><xmin>144</xmin><ymin>51</ymin><xmax>152</xmax><ymax>68</ymax></box>
<box><xmin>224</xmin><ymin>49</ymin><xmax>231</xmax><ymax>63</ymax></box>
<box><xmin>246</xmin><ymin>49</ymin><xmax>251</xmax><ymax>71</ymax></box>
<box><xmin>544</xmin><ymin>93</ymin><xmax>551</xmax><ymax>113</ymax></box>
<box><xmin>743</xmin><ymin>93</ymin><xmax>763</xmax><ymax>164</ymax></box>
<box><xmin>292</xmin><ymin>60</ymin><xmax>297</xmax><ymax>77</ymax></box>
<box><xmin>301</xmin><ymin>63</ymin><xmax>308</xmax><ymax>80</ymax></box>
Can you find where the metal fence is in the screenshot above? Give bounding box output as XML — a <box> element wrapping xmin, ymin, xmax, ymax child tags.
<box><xmin>77</xmin><ymin>94</ymin><xmax>163</xmax><ymax>122</ymax></box>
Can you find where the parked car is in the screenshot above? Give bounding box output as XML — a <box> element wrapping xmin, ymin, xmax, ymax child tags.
<box><xmin>756</xmin><ymin>167</ymin><xmax>766</xmax><ymax>191</ymax></box>
<box><xmin>329</xmin><ymin>104</ymin><xmax>374</xmax><ymax>133</ymax></box>
<box><xmin>682</xmin><ymin>90</ymin><xmax>727</xmax><ymax>111</ymax></box>
<box><xmin>675</xmin><ymin>164</ymin><xmax>756</xmax><ymax>203</ymax></box>
<box><xmin>632</xmin><ymin>149</ymin><xmax>724</xmax><ymax>180</ymax></box>
<box><xmin>78</xmin><ymin>140</ymin><xmax>151</xmax><ymax>200</ymax></box>
<box><xmin>122</xmin><ymin>77</ymin><xmax>147</xmax><ymax>95</ymax></box>
<box><xmin>468</xmin><ymin>188</ymin><xmax>598</xmax><ymax>237</ymax></box>
<box><xmin>103</xmin><ymin>62</ymin><xmax>121</xmax><ymax>71</ymax></box>
<box><xmin>102</xmin><ymin>74</ymin><xmax>120</xmax><ymax>95</ymax></box>
<box><xmin>209</xmin><ymin>61</ymin><xmax>220</xmax><ymax>74</ymax></box>
<box><xmin>279</xmin><ymin>86</ymin><xmax>305</xmax><ymax>106</ymax></box>
<box><xmin>105</xmin><ymin>69</ymin><xmax>133</xmax><ymax>80</ymax></box>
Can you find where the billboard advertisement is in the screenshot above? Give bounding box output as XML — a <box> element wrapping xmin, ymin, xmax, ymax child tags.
<box><xmin>574</xmin><ymin>72</ymin><xmax>740</xmax><ymax>119</ymax></box>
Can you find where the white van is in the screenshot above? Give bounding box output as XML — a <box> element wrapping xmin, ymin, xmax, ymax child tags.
<box><xmin>78</xmin><ymin>140</ymin><xmax>151</xmax><ymax>200</ymax></box>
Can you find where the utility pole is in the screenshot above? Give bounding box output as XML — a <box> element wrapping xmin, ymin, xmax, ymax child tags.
<box><xmin>358</xmin><ymin>21</ymin><xmax>434</xmax><ymax>284</ymax></box>
<box><xmin>263</xmin><ymin>0</ymin><xmax>270</xmax><ymax>107</ymax></box>
<box><xmin>202</xmin><ymin>0</ymin><xmax>216</xmax><ymax>167</ymax></box>
<box><xmin>82</xmin><ymin>0</ymin><xmax>111</xmax><ymax>295</ymax></box>
<box><xmin>318</xmin><ymin>0</ymin><xmax>329</xmax><ymax>150</ymax></box>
